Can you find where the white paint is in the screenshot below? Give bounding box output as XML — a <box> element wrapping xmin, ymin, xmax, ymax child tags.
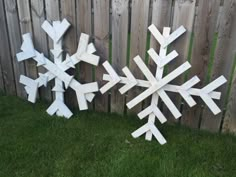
<box><xmin>16</xmin><ymin>19</ymin><xmax>100</xmax><ymax>118</ymax></box>
<box><xmin>100</xmin><ymin>61</ymin><xmax>121</xmax><ymax>94</ymax></box>
<box><xmin>100</xmin><ymin>24</ymin><xmax>226</xmax><ymax>144</ymax></box>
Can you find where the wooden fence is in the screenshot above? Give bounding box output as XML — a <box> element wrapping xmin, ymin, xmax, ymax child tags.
<box><xmin>0</xmin><ymin>0</ymin><xmax>235</xmax><ymax>134</ymax></box>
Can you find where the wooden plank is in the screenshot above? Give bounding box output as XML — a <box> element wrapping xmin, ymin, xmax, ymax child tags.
<box><xmin>145</xmin><ymin>27</ymin><xmax>170</xmax><ymax>140</ymax></box>
<box><xmin>100</xmin><ymin>61</ymin><xmax>120</xmax><ymax>94</ymax></box>
<box><xmin>223</xmin><ymin>70</ymin><xmax>236</xmax><ymax>134</ymax></box>
<box><xmin>201</xmin><ymin>0</ymin><xmax>236</xmax><ymax>132</ymax></box>
<box><xmin>127</xmin><ymin>0</ymin><xmax>150</xmax><ymax>114</ymax></box>
<box><xmin>111</xmin><ymin>0</ymin><xmax>129</xmax><ymax>114</ymax></box>
<box><xmin>60</xmin><ymin>0</ymin><xmax>78</xmax><ymax>108</ymax></box>
<box><xmin>45</xmin><ymin>0</ymin><xmax>60</xmax><ymax>53</ymax></box>
<box><xmin>17</xmin><ymin>0</ymin><xmax>38</xmax><ymax>80</ymax></box>
<box><xmin>31</xmin><ymin>0</ymin><xmax>52</xmax><ymax>101</ymax></box>
<box><xmin>45</xmin><ymin>0</ymin><xmax>60</xmax><ymax>102</ymax></box>
<box><xmin>76</xmin><ymin>0</ymin><xmax>93</xmax><ymax>109</ymax></box>
<box><xmin>60</xmin><ymin>0</ymin><xmax>76</xmax><ymax>54</ymax></box>
<box><xmin>181</xmin><ymin>0</ymin><xmax>221</xmax><ymax>128</ymax></box>
<box><xmin>0</xmin><ymin>0</ymin><xmax>16</xmax><ymax>94</ymax></box>
<box><xmin>52</xmin><ymin>21</ymin><xmax>66</xmax><ymax>116</ymax></box>
<box><xmin>4</xmin><ymin>0</ymin><xmax>26</xmax><ymax>98</ymax></box>
<box><xmin>93</xmin><ymin>0</ymin><xmax>110</xmax><ymax>112</ymax></box>
<box><xmin>148</xmin><ymin>0</ymin><xmax>172</xmax><ymax>72</ymax></box>
<box><xmin>162</xmin><ymin>0</ymin><xmax>196</xmax><ymax>122</ymax></box>
<box><xmin>103</xmin><ymin>74</ymin><xmax>222</xmax><ymax>99</ymax></box>
<box><xmin>143</xmin><ymin>0</ymin><xmax>172</xmax><ymax>111</ymax></box>
<box><xmin>76</xmin><ymin>1</ymin><xmax>93</xmax><ymax>82</ymax></box>
<box><xmin>77</xmin><ymin>1</ymin><xmax>92</xmax><ymax>36</ymax></box>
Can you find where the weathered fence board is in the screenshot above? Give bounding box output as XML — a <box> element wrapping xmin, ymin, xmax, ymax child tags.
<box><xmin>77</xmin><ymin>0</ymin><xmax>93</xmax><ymax>100</ymax></box>
<box><xmin>149</xmin><ymin>0</ymin><xmax>172</xmax><ymax>71</ymax></box>
<box><xmin>223</xmin><ymin>70</ymin><xmax>236</xmax><ymax>134</ymax></box>
<box><xmin>60</xmin><ymin>0</ymin><xmax>78</xmax><ymax>108</ymax></box>
<box><xmin>93</xmin><ymin>0</ymin><xmax>110</xmax><ymax>112</ymax></box>
<box><xmin>162</xmin><ymin>0</ymin><xmax>196</xmax><ymax>122</ymax></box>
<box><xmin>201</xmin><ymin>0</ymin><xmax>236</xmax><ymax>132</ymax></box>
<box><xmin>0</xmin><ymin>0</ymin><xmax>16</xmax><ymax>94</ymax></box>
<box><xmin>17</xmin><ymin>0</ymin><xmax>38</xmax><ymax>81</ymax></box>
<box><xmin>45</xmin><ymin>0</ymin><xmax>60</xmax><ymax>52</ymax></box>
<box><xmin>127</xmin><ymin>0</ymin><xmax>150</xmax><ymax>114</ymax></box>
<box><xmin>31</xmin><ymin>0</ymin><xmax>52</xmax><ymax>101</ymax></box>
<box><xmin>147</xmin><ymin>0</ymin><xmax>173</xmax><ymax>113</ymax></box>
<box><xmin>110</xmin><ymin>0</ymin><xmax>129</xmax><ymax>113</ymax></box>
<box><xmin>181</xmin><ymin>0</ymin><xmax>221</xmax><ymax>128</ymax></box>
<box><xmin>45</xmin><ymin>0</ymin><xmax>60</xmax><ymax>102</ymax></box>
<box><xmin>4</xmin><ymin>0</ymin><xmax>26</xmax><ymax>98</ymax></box>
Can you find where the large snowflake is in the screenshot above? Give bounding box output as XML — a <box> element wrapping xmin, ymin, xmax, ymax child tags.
<box><xmin>16</xmin><ymin>19</ymin><xmax>99</xmax><ymax>118</ymax></box>
<box><xmin>100</xmin><ymin>25</ymin><xmax>227</xmax><ymax>144</ymax></box>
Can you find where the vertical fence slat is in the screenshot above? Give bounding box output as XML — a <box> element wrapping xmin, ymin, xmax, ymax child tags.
<box><xmin>162</xmin><ymin>0</ymin><xmax>196</xmax><ymax>122</ymax></box>
<box><xmin>0</xmin><ymin>63</ymin><xmax>4</xmax><ymax>91</ymax></box>
<box><xmin>76</xmin><ymin>0</ymin><xmax>93</xmax><ymax>109</ymax></box>
<box><xmin>93</xmin><ymin>0</ymin><xmax>110</xmax><ymax>112</ymax></box>
<box><xmin>149</xmin><ymin>0</ymin><xmax>172</xmax><ymax>65</ymax></box>
<box><xmin>45</xmin><ymin>0</ymin><xmax>60</xmax><ymax>101</ymax></box>
<box><xmin>77</xmin><ymin>1</ymin><xmax>92</xmax><ymax>36</ymax></box>
<box><xmin>181</xmin><ymin>0</ymin><xmax>221</xmax><ymax>128</ymax></box>
<box><xmin>60</xmin><ymin>0</ymin><xmax>77</xmax><ymax>55</ymax></box>
<box><xmin>0</xmin><ymin>0</ymin><xmax>16</xmax><ymax>94</ymax></box>
<box><xmin>127</xmin><ymin>0</ymin><xmax>150</xmax><ymax>114</ymax></box>
<box><xmin>201</xmin><ymin>0</ymin><xmax>236</xmax><ymax>132</ymax></box>
<box><xmin>4</xmin><ymin>0</ymin><xmax>26</xmax><ymax>98</ymax></box>
<box><xmin>147</xmin><ymin>0</ymin><xmax>172</xmax><ymax>111</ymax></box>
<box><xmin>223</xmin><ymin>70</ymin><xmax>236</xmax><ymax>134</ymax></box>
<box><xmin>110</xmin><ymin>0</ymin><xmax>129</xmax><ymax>114</ymax></box>
<box><xmin>17</xmin><ymin>0</ymin><xmax>38</xmax><ymax>80</ymax></box>
<box><xmin>45</xmin><ymin>0</ymin><xmax>60</xmax><ymax>50</ymax></box>
<box><xmin>77</xmin><ymin>1</ymin><xmax>93</xmax><ymax>81</ymax></box>
<box><xmin>31</xmin><ymin>0</ymin><xmax>52</xmax><ymax>101</ymax></box>
<box><xmin>60</xmin><ymin>0</ymin><xmax>78</xmax><ymax>108</ymax></box>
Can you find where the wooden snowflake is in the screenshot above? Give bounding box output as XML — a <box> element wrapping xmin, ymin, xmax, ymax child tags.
<box><xmin>16</xmin><ymin>19</ymin><xmax>100</xmax><ymax>118</ymax></box>
<box><xmin>100</xmin><ymin>25</ymin><xmax>227</xmax><ymax>144</ymax></box>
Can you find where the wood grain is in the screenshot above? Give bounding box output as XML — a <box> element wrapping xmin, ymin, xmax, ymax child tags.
<box><xmin>4</xmin><ymin>0</ymin><xmax>26</xmax><ymax>98</ymax></box>
<box><xmin>162</xmin><ymin>0</ymin><xmax>196</xmax><ymax>122</ymax></box>
<box><xmin>0</xmin><ymin>0</ymin><xmax>16</xmax><ymax>94</ymax></box>
<box><xmin>127</xmin><ymin>0</ymin><xmax>150</xmax><ymax>114</ymax></box>
<box><xmin>17</xmin><ymin>0</ymin><xmax>38</xmax><ymax>80</ymax></box>
<box><xmin>93</xmin><ymin>0</ymin><xmax>110</xmax><ymax>112</ymax></box>
<box><xmin>60</xmin><ymin>0</ymin><xmax>78</xmax><ymax>108</ymax></box>
<box><xmin>31</xmin><ymin>0</ymin><xmax>52</xmax><ymax>101</ymax></box>
<box><xmin>148</xmin><ymin>0</ymin><xmax>172</xmax><ymax>73</ymax></box>
<box><xmin>181</xmin><ymin>0</ymin><xmax>221</xmax><ymax>128</ymax></box>
<box><xmin>200</xmin><ymin>0</ymin><xmax>236</xmax><ymax>132</ymax></box>
<box><xmin>110</xmin><ymin>0</ymin><xmax>129</xmax><ymax>114</ymax></box>
<box><xmin>76</xmin><ymin>0</ymin><xmax>93</xmax><ymax>109</ymax></box>
<box><xmin>45</xmin><ymin>0</ymin><xmax>60</xmax><ymax>102</ymax></box>
<box><xmin>223</xmin><ymin>70</ymin><xmax>236</xmax><ymax>134</ymax></box>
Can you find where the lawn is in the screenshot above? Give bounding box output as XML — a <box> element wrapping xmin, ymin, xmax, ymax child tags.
<box><xmin>0</xmin><ymin>95</ymin><xmax>235</xmax><ymax>177</ymax></box>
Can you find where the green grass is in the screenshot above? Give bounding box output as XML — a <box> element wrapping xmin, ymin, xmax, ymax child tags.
<box><xmin>0</xmin><ymin>95</ymin><xmax>236</xmax><ymax>177</ymax></box>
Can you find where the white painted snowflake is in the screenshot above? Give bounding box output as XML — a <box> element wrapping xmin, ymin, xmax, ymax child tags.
<box><xmin>100</xmin><ymin>25</ymin><xmax>227</xmax><ymax>144</ymax></box>
<box><xmin>16</xmin><ymin>19</ymin><xmax>100</xmax><ymax>118</ymax></box>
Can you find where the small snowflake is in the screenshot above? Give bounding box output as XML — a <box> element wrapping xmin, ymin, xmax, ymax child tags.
<box><xmin>16</xmin><ymin>19</ymin><xmax>100</xmax><ymax>118</ymax></box>
<box><xmin>100</xmin><ymin>25</ymin><xmax>227</xmax><ymax>144</ymax></box>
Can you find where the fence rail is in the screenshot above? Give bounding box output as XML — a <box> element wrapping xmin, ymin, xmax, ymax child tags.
<box><xmin>0</xmin><ymin>0</ymin><xmax>235</xmax><ymax>134</ymax></box>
